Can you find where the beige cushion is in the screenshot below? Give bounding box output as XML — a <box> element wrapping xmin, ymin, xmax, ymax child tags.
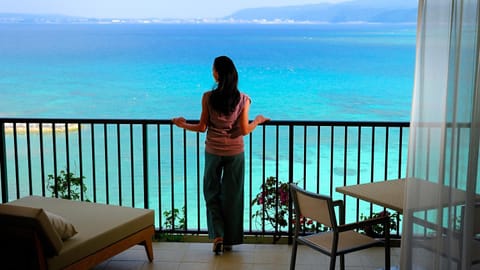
<box><xmin>0</xmin><ymin>204</ymin><xmax>64</xmax><ymax>256</ymax></box>
<box><xmin>45</xmin><ymin>210</ymin><xmax>78</xmax><ymax>240</ymax></box>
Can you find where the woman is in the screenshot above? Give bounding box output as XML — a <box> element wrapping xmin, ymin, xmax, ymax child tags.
<box><xmin>172</xmin><ymin>56</ymin><xmax>269</xmax><ymax>254</ymax></box>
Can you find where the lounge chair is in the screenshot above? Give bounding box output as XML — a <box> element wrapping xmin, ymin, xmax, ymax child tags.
<box><xmin>0</xmin><ymin>195</ymin><xmax>154</xmax><ymax>270</ymax></box>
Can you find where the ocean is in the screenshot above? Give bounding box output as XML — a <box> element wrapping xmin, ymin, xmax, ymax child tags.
<box><xmin>0</xmin><ymin>23</ymin><xmax>415</xmax><ymax>230</ymax></box>
<box><xmin>0</xmin><ymin>23</ymin><xmax>416</xmax><ymax>121</ymax></box>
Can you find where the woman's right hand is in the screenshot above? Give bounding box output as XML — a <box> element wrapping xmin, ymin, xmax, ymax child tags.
<box><xmin>172</xmin><ymin>117</ymin><xmax>186</xmax><ymax>128</ymax></box>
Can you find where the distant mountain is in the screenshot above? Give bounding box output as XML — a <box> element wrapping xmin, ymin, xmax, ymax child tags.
<box><xmin>226</xmin><ymin>0</ymin><xmax>418</xmax><ymax>23</ymax></box>
<box><xmin>0</xmin><ymin>0</ymin><xmax>419</xmax><ymax>24</ymax></box>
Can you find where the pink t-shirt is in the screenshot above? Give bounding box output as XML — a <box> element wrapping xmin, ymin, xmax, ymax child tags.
<box><xmin>204</xmin><ymin>91</ymin><xmax>250</xmax><ymax>156</ymax></box>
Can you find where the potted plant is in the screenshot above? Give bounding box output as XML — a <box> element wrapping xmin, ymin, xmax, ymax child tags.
<box><xmin>251</xmin><ymin>177</ymin><xmax>316</xmax><ymax>243</ymax></box>
<box><xmin>158</xmin><ymin>206</ymin><xmax>186</xmax><ymax>242</ymax></box>
<box><xmin>47</xmin><ymin>170</ymin><xmax>90</xmax><ymax>201</ymax></box>
<box><xmin>359</xmin><ymin>210</ymin><xmax>400</xmax><ymax>238</ymax></box>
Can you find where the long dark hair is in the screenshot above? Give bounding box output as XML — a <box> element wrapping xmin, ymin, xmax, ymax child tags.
<box><xmin>209</xmin><ymin>56</ymin><xmax>240</xmax><ymax>115</ymax></box>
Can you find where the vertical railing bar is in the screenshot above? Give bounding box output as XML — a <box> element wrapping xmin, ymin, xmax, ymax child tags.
<box><xmin>423</xmin><ymin>127</ymin><xmax>432</xmax><ymax>236</ymax></box>
<box><xmin>329</xmin><ymin>126</ymin><xmax>334</xmax><ymax>198</ymax></box>
<box><xmin>103</xmin><ymin>123</ymin><xmax>109</xmax><ymax>204</ymax></box>
<box><xmin>52</xmin><ymin>122</ymin><xmax>58</xmax><ymax>198</ymax></box>
<box><xmin>170</xmin><ymin>124</ymin><xmax>175</xmax><ymax>231</ymax></box>
<box><xmin>183</xmin><ymin>128</ymin><xmax>187</xmax><ymax>232</ymax></box>
<box><xmin>78</xmin><ymin>123</ymin><xmax>84</xmax><ymax>201</ymax></box>
<box><xmin>287</xmin><ymin>124</ymin><xmax>294</xmax><ymax>245</ymax></box>
<box><xmin>142</xmin><ymin>124</ymin><xmax>149</xmax><ymax>209</ymax></box>
<box><xmin>91</xmin><ymin>123</ymin><xmax>97</xmax><ymax>202</ymax></box>
<box><xmin>316</xmin><ymin>126</ymin><xmax>321</xmax><ymax>194</ymax></box>
<box><xmin>13</xmin><ymin>123</ymin><xmax>19</xmax><ymax>198</ymax></box>
<box><xmin>128</xmin><ymin>123</ymin><xmax>135</xmax><ymax>207</ymax></box>
<box><xmin>396</xmin><ymin>126</ymin><xmax>403</xmax><ymax>237</ymax></box>
<box><xmin>196</xmin><ymin>131</ymin><xmax>201</xmax><ymax>231</ymax></box>
<box><xmin>256</xmin><ymin>130</ymin><xmax>263</xmax><ymax>234</ymax></box>
<box><xmin>0</xmin><ymin>122</ymin><xmax>8</xmax><ymax>202</ymax></box>
<box><xmin>370</xmin><ymin>126</ymin><xmax>375</xmax><ymax>182</ymax></box>
<box><xmin>157</xmin><ymin>124</ymin><xmax>162</xmax><ymax>230</ymax></box>
<box><xmin>249</xmin><ymin>132</ymin><xmax>253</xmax><ymax>233</ymax></box>
<box><xmin>343</xmin><ymin>125</ymin><xmax>348</xmax><ymax>191</ymax></box>
<box><xmin>426</xmin><ymin>127</ymin><xmax>431</xmax><ymax>179</ymax></box>
<box><xmin>275</xmin><ymin>125</ymin><xmax>279</xmax><ymax>190</ymax></box>
<box><xmin>288</xmin><ymin>125</ymin><xmax>295</xmax><ymax>186</ymax></box>
<box><xmin>454</xmin><ymin>127</ymin><xmax>461</xmax><ymax>188</ymax></box>
<box><xmin>39</xmin><ymin>124</ymin><xmax>45</xmax><ymax>196</ymax></box>
<box><xmin>262</xmin><ymin>124</ymin><xmax>267</xmax><ymax>235</ymax></box>
<box><xmin>26</xmin><ymin>123</ymin><xmax>33</xmax><ymax>195</ymax></box>
<box><xmin>380</xmin><ymin>126</ymin><xmax>388</xmax><ymax>220</ymax></box>
<box><xmin>117</xmin><ymin>124</ymin><xmax>122</xmax><ymax>206</ymax></box>
<box><xmin>410</xmin><ymin>125</ymin><xmax>417</xmax><ymax>176</ymax></box>
<box><xmin>303</xmin><ymin>125</ymin><xmax>307</xmax><ymax>188</ymax></box>
<box><xmin>384</xmin><ymin>126</ymin><xmax>389</xmax><ymax>180</ymax></box>
<box><xmin>342</xmin><ymin>125</ymin><xmax>348</xmax><ymax>224</ymax></box>
<box><xmin>356</xmin><ymin>126</ymin><xmax>362</xmax><ymax>222</ymax></box>
<box><xmin>275</xmin><ymin>124</ymin><xmax>280</xmax><ymax>241</ymax></box>
<box><xmin>275</xmin><ymin>125</ymin><xmax>280</xmax><ymax>238</ymax></box>
<box><xmin>130</xmin><ymin>124</ymin><xmax>135</xmax><ymax>207</ymax></box>
<box><xmin>369</xmin><ymin>126</ymin><xmax>375</xmax><ymax>214</ymax></box>
<box><xmin>398</xmin><ymin>127</ymin><xmax>404</xmax><ymax>178</ymax></box>
<box><xmin>65</xmin><ymin>123</ymin><xmax>71</xmax><ymax>198</ymax></box>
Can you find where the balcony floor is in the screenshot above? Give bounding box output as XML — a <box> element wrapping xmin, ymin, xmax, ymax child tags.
<box><xmin>93</xmin><ymin>242</ymin><xmax>400</xmax><ymax>270</ymax></box>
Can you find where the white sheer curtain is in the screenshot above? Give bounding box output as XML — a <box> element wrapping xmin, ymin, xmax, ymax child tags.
<box><xmin>400</xmin><ymin>0</ymin><xmax>480</xmax><ymax>269</ymax></box>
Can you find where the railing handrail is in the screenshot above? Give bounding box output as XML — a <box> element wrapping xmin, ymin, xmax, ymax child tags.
<box><xmin>0</xmin><ymin>117</ymin><xmax>410</xmax><ymax>126</ymax></box>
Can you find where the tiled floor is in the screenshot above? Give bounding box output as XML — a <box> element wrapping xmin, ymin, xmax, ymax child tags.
<box><xmin>93</xmin><ymin>242</ymin><xmax>400</xmax><ymax>270</ymax></box>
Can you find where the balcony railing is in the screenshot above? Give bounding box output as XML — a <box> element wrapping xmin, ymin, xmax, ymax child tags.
<box><xmin>0</xmin><ymin>118</ymin><xmax>409</xmax><ymax>240</ymax></box>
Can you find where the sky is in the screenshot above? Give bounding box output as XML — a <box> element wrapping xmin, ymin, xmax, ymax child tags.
<box><xmin>0</xmin><ymin>0</ymin><xmax>349</xmax><ymax>19</ymax></box>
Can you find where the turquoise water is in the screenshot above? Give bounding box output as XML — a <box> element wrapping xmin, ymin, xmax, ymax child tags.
<box><xmin>0</xmin><ymin>23</ymin><xmax>415</xmax><ymax>230</ymax></box>
<box><xmin>0</xmin><ymin>23</ymin><xmax>416</xmax><ymax>121</ymax></box>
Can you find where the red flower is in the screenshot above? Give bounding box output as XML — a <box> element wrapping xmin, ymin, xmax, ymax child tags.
<box><xmin>257</xmin><ymin>197</ymin><xmax>264</xmax><ymax>205</ymax></box>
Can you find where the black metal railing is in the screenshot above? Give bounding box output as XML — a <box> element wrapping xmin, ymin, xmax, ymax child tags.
<box><xmin>0</xmin><ymin>118</ymin><xmax>410</xmax><ymax>239</ymax></box>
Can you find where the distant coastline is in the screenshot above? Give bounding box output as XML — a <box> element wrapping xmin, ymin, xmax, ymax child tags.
<box><xmin>0</xmin><ymin>1</ymin><xmax>417</xmax><ymax>25</ymax></box>
<box><xmin>3</xmin><ymin>123</ymin><xmax>80</xmax><ymax>134</ymax></box>
<box><xmin>0</xmin><ymin>14</ymin><xmax>417</xmax><ymax>25</ymax></box>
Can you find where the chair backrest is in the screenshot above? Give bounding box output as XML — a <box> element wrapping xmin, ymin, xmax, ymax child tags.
<box><xmin>290</xmin><ymin>184</ymin><xmax>337</xmax><ymax>228</ymax></box>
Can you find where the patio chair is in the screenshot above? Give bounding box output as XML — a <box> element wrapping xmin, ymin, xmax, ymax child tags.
<box><xmin>289</xmin><ymin>183</ymin><xmax>390</xmax><ymax>270</ymax></box>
